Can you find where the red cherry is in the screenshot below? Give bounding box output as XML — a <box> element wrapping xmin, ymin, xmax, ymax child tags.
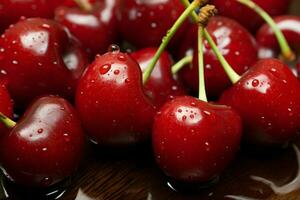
<box><xmin>153</xmin><ymin>96</ymin><xmax>241</xmax><ymax>183</ymax></box>
<box><xmin>211</xmin><ymin>0</ymin><xmax>291</xmax><ymax>32</ymax></box>
<box><xmin>0</xmin><ymin>81</ymin><xmax>13</xmax><ymax>135</ymax></box>
<box><xmin>116</xmin><ymin>0</ymin><xmax>187</xmax><ymax>48</ymax></box>
<box><xmin>0</xmin><ymin>0</ymin><xmax>63</xmax><ymax>33</ymax></box>
<box><xmin>220</xmin><ymin>59</ymin><xmax>300</xmax><ymax>145</ymax></box>
<box><xmin>76</xmin><ymin>47</ymin><xmax>156</xmax><ymax>146</ymax></box>
<box><xmin>55</xmin><ymin>0</ymin><xmax>119</xmax><ymax>56</ymax></box>
<box><xmin>256</xmin><ymin>15</ymin><xmax>300</xmax><ymax>59</ymax></box>
<box><xmin>0</xmin><ymin>96</ymin><xmax>85</xmax><ymax>187</ymax></box>
<box><xmin>0</xmin><ymin>18</ymin><xmax>89</xmax><ymax>108</ymax></box>
<box><xmin>130</xmin><ymin>48</ymin><xmax>186</xmax><ymax>108</ymax></box>
<box><xmin>178</xmin><ymin>17</ymin><xmax>258</xmax><ymax>98</ymax></box>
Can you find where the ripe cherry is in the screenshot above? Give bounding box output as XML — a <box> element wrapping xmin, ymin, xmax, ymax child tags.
<box><xmin>130</xmin><ymin>48</ymin><xmax>186</xmax><ymax>108</ymax></box>
<box><xmin>178</xmin><ymin>16</ymin><xmax>258</xmax><ymax>98</ymax></box>
<box><xmin>0</xmin><ymin>0</ymin><xmax>63</xmax><ymax>33</ymax></box>
<box><xmin>220</xmin><ymin>59</ymin><xmax>300</xmax><ymax>145</ymax></box>
<box><xmin>0</xmin><ymin>96</ymin><xmax>85</xmax><ymax>187</ymax></box>
<box><xmin>55</xmin><ymin>0</ymin><xmax>119</xmax><ymax>57</ymax></box>
<box><xmin>256</xmin><ymin>16</ymin><xmax>300</xmax><ymax>62</ymax></box>
<box><xmin>76</xmin><ymin>46</ymin><xmax>156</xmax><ymax>146</ymax></box>
<box><xmin>116</xmin><ymin>0</ymin><xmax>187</xmax><ymax>48</ymax></box>
<box><xmin>0</xmin><ymin>18</ymin><xmax>89</xmax><ymax>108</ymax></box>
<box><xmin>211</xmin><ymin>0</ymin><xmax>291</xmax><ymax>32</ymax></box>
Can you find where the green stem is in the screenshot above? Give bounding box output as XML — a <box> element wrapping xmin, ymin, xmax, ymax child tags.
<box><xmin>237</xmin><ymin>0</ymin><xmax>295</xmax><ymax>62</ymax></box>
<box><xmin>142</xmin><ymin>0</ymin><xmax>202</xmax><ymax>84</ymax></box>
<box><xmin>198</xmin><ymin>26</ymin><xmax>207</xmax><ymax>102</ymax></box>
<box><xmin>74</xmin><ymin>0</ymin><xmax>93</xmax><ymax>11</ymax></box>
<box><xmin>171</xmin><ymin>55</ymin><xmax>193</xmax><ymax>74</ymax></box>
<box><xmin>0</xmin><ymin>113</ymin><xmax>16</xmax><ymax>129</ymax></box>
<box><xmin>204</xmin><ymin>29</ymin><xmax>240</xmax><ymax>84</ymax></box>
<box><xmin>180</xmin><ymin>0</ymin><xmax>241</xmax><ymax>84</ymax></box>
<box><xmin>180</xmin><ymin>0</ymin><xmax>199</xmax><ymax>22</ymax></box>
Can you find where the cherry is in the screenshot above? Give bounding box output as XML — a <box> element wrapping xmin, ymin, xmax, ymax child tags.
<box><xmin>55</xmin><ymin>0</ymin><xmax>119</xmax><ymax>57</ymax></box>
<box><xmin>0</xmin><ymin>0</ymin><xmax>63</xmax><ymax>33</ymax></box>
<box><xmin>178</xmin><ymin>16</ymin><xmax>258</xmax><ymax>98</ymax></box>
<box><xmin>130</xmin><ymin>48</ymin><xmax>186</xmax><ymax>108</ymax></box>
<box><xmin>116</xmin><ymin>0</ymin><xmax>187</xmax><ymax>48</ymax></box>
<box><xmin>220</xmin><ymin>59</ymin><xmax>300</xmax><ymax>146</ymax></box>
<box><xmin>0</xmin><ymin>96</ymin><xmax>85</xmax><ymax>187</ymax></box>
<box><xmin>153</xmin><ymin>96</ymin><xmax>242</xmax><ymax>183</ymax></box>
<box><xmin>211</xmin><ymin>0</ymin><xmax>291</xmax><ymax>32</ymax></box>
<box><xmin>0</xmin><ymin>81</ymin><xmax>13</xmax><ymax>135</ymax></box>
<box><xmin>256</xmin><ymin>15</ymin><xmax>300</xmax><ymax>61</ymax></box>
<box><xmin>0</xmin><ymin>18</ymin><xmax>89</xmax><ymax>108</ymax></box>
<box><xmin>153</xmin><ymin>7</ymin><xmax>241</xmax><ymax>183</ymax></box>
<box><xmin>76</xmin><ymin>46</ymin><xmax>156</xmax><ymax>146</ymax></box>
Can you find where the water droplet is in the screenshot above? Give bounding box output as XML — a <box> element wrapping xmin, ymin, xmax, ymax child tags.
<box><xmin>37</xmin><ymin>62</ymin><xmax>42</xmax><ymax>67</ymax></box>
<box><xmin>37</xmin><ymin>128</ymin><xmax>43</xmax><ymax>134</ymax></box>
<box><xmin>190</xmin><ymin>102</ymin><xmax>196</xmax><ymax>106</ymax></box>
<box><xmin>41</xmin><ymin>23</ymin><xmax>50</xmax><ymax>29</ymax></box>
<box><xmin>125</xmin><ymin>78</ymin><xmax>130</xmax><ymax>83</ymax></box>
<box><xmin>150</xmin><ymin>22</ymin><xmax>157</xmax><ymax>28</ymax></box>
<box><xmin>0</xmin><ymin>48</ymin><xmax>4</xmax><ymax>52</ymax></box>
<box><xmin>252</xmin><ymin>79</ymin><xmax>259</xmax><ymax>87</ymax></box>
<box><xmin>204</xmin><ymin>111</ymin><xmax>211</xmax><ymax>116</ymax></box>
<box><xmin>99</xmin><ymin>64</ymin><xmax>111</xmax><ymax>75</ymax></box>
<box><xmin>117</xmin><ymin>55</ymin><xmax>126</xmax><ymax>61</ymax></box>
<box><xmin>12</xmin><ymin>40</ymin><xmax>17</xmax><ymax>44</ymax></box>
<box><xmin>108</xmin><ymin>44</ymin><xmax>120</xmax><ymax>53</ymax></box>
<box><xmin>12</xmin><ymin>60</ymin><xmax>18</xmax><ymax>65</ymax></box>
<box><xmin>205</xmin><ymin>142</ymin><xmax>210</xmax><ymax>151</ymax></box>
<box><xmin>171</xmin><ymin>86</ymin><xmax>178</xmax><ymax>91</ymax></box>
<box><xmin>42</xmin><ymin>147</ymin><xmax>47</xmax><ymax>151</ymax></box>
<box><xmin>63</xmin><ymin>133</ymin><xmax>70</xmax><ymax>142</ymax></box>
<box><xmin>114</xmin><ymin>69</ymin><xmax>120</xmax><ymax>75</ymax></box>
<box><xmin>0</xmin><ymin>70</ymin><xmax>7</xmax><ymax>75</ymax></box>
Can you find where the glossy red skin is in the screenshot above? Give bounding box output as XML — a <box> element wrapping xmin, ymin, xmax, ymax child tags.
<box><xmin>0</xmin><ymin>82</ymin><xmax>13</xmax><ymax>136</ymax></box>
<box><xmin>0</xmin><ymin>96</ymin><xmax>85</xmax><ymax>187</ymax></box>
<box><xmin>256</xmin><ymin>16</ymin><xmax>300</xmax><ymax>59</ymax></box>
<box><xmin>76</xmin><ymin>51</ymin><xmax>156</xmax><ymax>146</ymax></box>
<box><xmin>55</xmin><ymin>0</ymin><xmax>119</xmax><ymax>56</ymax></box>
<box><xmin>130</xmin><ymin>48</ymin><xmax>186</xmax><ymax>108</ymax></box>
<box><xmin>117</xmin><ymin>0</ymin><xmax>187</xmax><ymax>48</ymax></box>
<box><xmin>0</xmin><ymin>0</ymin><xmax>63</xmax><ymax>33</ymax></box>
<box><xmin>178</xmin><ymin>17</ymin><xmax>258</xmax><ymax>98</ymax></box>
<box><xmin>0</xmin><ymin>18</ymin><xmax>89</xmax><ymax>108</ymax></box>
<box><xmin>220</xmin><ymin>59</ymin><xmax>300</xmax><ymax>146</ymax></box>
<box><xmin>211</xmin><ymin>0</ymin><xmax>291</xmax><ymax>32</ymax></box>
<box><xmin>153</xmin><ymin>96</ymin><xmax>242</xmax><ymax>182</ymax></box>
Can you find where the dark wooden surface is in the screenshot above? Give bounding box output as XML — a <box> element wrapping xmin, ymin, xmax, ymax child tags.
<box><xmin>2</xmin><ymin>1</ymin><xmax>300</xmax><ymax>200</ymax></box>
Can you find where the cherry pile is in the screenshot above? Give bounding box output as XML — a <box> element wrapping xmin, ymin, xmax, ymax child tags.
<box><xmin>0</xmin><ymin>0</ymin><xmax>298</xmax><ymax>195</ymax></box>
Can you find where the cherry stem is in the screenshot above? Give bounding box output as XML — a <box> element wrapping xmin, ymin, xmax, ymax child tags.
<box><xmin>171</xmin><ymin>55</ymin><xmax>193</xmax><ymax>74</ymax></box>
<box><xmin>0</xmin><ymin>112</ymin><xmax>16</xmax><ymax>129</ymax></box>
<box><xmin>74</xmin><ymin>0</ymin><xmax>93</xmax><ymax>11</ymax></box>
<box><xmin>237</xmin><ymin>0</ymin><xmax>295</xmax><ymax>62</ymax></box>
<box><xmin>180</xmin><ymin>0</ymin><xmax>241</xmax><ymax>84</ymax></box>
<box><xmin>203</xmin><ymin>29</ymin><xmax>240</xmax><ymax>84</ymax></box>
<box><xmin>198</xmin><ymin>26</ymin><xmax>207</xmax><ymax>102</ymax></box>
<box><xmin>142</xmin><ymin>0</ymin><xmax>203</xmax><ymax>85</ymax></box>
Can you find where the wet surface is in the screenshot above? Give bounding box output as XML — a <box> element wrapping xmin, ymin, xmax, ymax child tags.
<box><xmin>1</xmin><ymin>140</ymin><xmax>300</xmax><ymax>200</ymax></box>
